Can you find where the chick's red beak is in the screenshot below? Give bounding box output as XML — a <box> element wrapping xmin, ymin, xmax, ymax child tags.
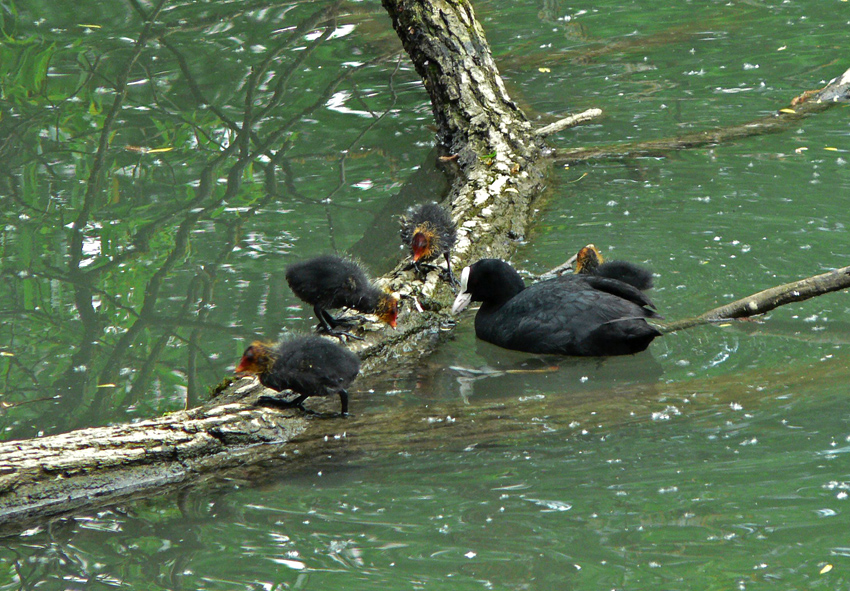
<box><xmin>411</xmin><ymin>232</ymin><xmax>430</xmax><ymax>262</ymax></box>
<box><xmin>235</xmin><ymin>356</ymin><xmax>250</xmax><ymax>374</ymax></box>
<box><xmin>382</xmin><ymin>299</ymin><xmax>399</xmax><ymax>329</ymax></box>
<box><xmin>384</xmin><ymin>307</ymin><xmax>398</xmax><ymax>329</ymax></box>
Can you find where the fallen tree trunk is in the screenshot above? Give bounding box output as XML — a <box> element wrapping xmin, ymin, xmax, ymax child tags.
<box><xmin>0</xmin><ymin>382</ymin><xmax>306</xmax><ymax>528</ymax></box>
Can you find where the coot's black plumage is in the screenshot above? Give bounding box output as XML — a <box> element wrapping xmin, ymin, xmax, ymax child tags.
<box><xmin>575</xmin><ymin>244</ymin><xmax>654</xmax><ymax>291</ymax></box>
<box><xmin>399</xmin><ymin>202</ymin><xmax>458</xmax><ymax>284</ymax></box>
<box><xmin>285</xmin><ymin>254</ymin><xmax>398</xmax><ymax>333</ymax></box>
<box><xmin>451</xmin><ymin>259</ymin><xmax>661</xmax><ymax>356</ymax></box>
<box><xmin>235</xmin><ymin>337</ymin><xmax>360</xmax><ymax>414</ymax></box>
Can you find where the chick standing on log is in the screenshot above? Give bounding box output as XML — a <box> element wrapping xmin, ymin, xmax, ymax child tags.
<box><xmin>574</xmin><ymin>244</ymin><xmax>654</xmax><ymax>291</ymax></box>
<box><xmin>235</xmin><ymin>336</ymin><xmax>360</xmax><ymax>415</ymax></box>
<box><xmin>400</xmin><ymin>202</ymin><xmax>458</xmax><ymax>285</ymax></box>
<box><xmin>285</xmin><ymin>254</ymin><xmax>398</xmax><ymax>337</ymax></box>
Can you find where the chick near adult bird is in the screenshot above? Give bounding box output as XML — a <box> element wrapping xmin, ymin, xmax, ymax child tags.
<box><xmin>399</xmin><ymin>202</ymin><xmax>458</xmax><ymax>284</ymax></box>
<box><xmin>574</xmin><ymin>244</ymin><xmax>654</xmax><ymax>291</ymax></box>
<box><xmin>451</xmin><ymin>258</ymin><xmax>661</xmax><ymax>356</ymax></box>
<box><xmin>285</xmin><ymin>254</ymin><xmax>398</xmax><ymax>335</ymax></box>
<box><xmin>235</xmin><ymin>336</ymin><xmax>360</xmax><ymax>415</ymax></box>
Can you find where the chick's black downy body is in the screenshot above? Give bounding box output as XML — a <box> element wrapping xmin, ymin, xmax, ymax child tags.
<box><xmin>452</xmin><ymin>259</ymin><xmax>661</xmax><ymax>356</ymax></box>
<box><xmin>285</xmin><ymin>254</ymin><xmax>397</xmax><ymax>334</ymax></box>
<box><xmin>235</xmin><ymin>337</ymin><xmax>360</xmax><ymax>415</ymax></box>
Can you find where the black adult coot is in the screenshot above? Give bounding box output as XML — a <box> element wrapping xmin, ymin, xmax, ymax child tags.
<box><xmin>451</xmin><ymin>259</ymin><xmax>661</xmax><ymax>356</ymax></box>
<box><xmin>235</xmin><ymin>337</ymin><xmax>360</xmax><ymax>415</ymax></box>
<box><xmin>285</xmin><ymin>254</ymin><xmax>398</xmax><ymax>334</ymax></box>
<box><xmin>574</xmin><ymin>244</ymin><xmax>654</xmax><ymax>291</ymax></box>
<box><xmin>399</xmin><ymin>202</ymin><xmax>458</xmax><ymax>284</ymax></box>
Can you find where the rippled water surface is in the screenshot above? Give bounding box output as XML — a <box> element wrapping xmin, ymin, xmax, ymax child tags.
<box><xmin>1</xmin><ymin>0</ymin><xmax>849</xmax><ymax>589</ymax></box>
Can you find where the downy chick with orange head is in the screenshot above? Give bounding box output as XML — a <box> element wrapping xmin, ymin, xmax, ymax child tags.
<box><xmin>400</xmin><ymin>202</ymin><xmax>458</xmax><ymax>285</ymax></box>
<box><xmin>574</xmin><ymin>244</ymin><xmax>654</xmax><ymax>291</ymax></box>
<box><xmin>286</xmin><ymin>254</ymin><xmax>398</xmax><ymax>337</ymax></box>
<box><xmin>235</xmin><ymin>336</ymin><xmax>360</xmax><ymax>415</ymax></box>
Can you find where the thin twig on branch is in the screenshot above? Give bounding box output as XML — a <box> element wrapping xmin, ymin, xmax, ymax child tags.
<box><xmin>536</xmin><ymin>108</ymin><xmax>602</xmax><ymax>137</ymax></box>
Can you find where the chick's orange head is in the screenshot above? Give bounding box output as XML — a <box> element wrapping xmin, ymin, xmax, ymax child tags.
<box><xmin>575</xmin><ymin>244</ymin><xmax>603</xmax><ymax>274</ymax></box>
<box><xmin>235</xmin><ymin>341</ymin><xmax>272</xmax><ymax>374</ymax></box>
<box><xmin>377</xmin><ymin>293</ymin><xmax>399</xmax><ymax>328</ymax></box>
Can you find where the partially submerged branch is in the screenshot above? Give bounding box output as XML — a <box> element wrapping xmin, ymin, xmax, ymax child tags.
<box><xmin>555</xmin><ymin>66</ymin><xmax>850</xmax><ymax>164</ymax></box>
<box><xmin>659</xmin><ymin>265</ymin><xmax>850</xmax><ymax>333</ymax></box>
<box><xmin>0</xmin><ymin>380</ymin><xmax>307</xmax><ymax>527</ymax></box>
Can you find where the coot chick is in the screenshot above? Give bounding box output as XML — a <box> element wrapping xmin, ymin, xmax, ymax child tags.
<box><xmin>451</xmin><ymin>259</ymin><xmax>661</xmax><ymax>356</ymax></box>
<box><xmin>399</xmin><ymin>202</ymin><xmax>458</xmax><ymax>284</ymax></box>
<box><xmin>286</xmin><ymin>254</ymin><xmax>398</xmax><ymax>335</ymax></box>
<box><xmin>575</xmin><ymin>244</ymin><xmax>654</xmax><ymax>291</ymax></box>
<box><xmin>235</xmin><ymin>337</ymin><xmax>360</xmax><ymax>415</ymax></box>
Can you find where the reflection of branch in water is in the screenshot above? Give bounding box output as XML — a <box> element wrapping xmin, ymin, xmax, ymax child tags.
<box><xmin>70</xmin><ymin>0</ymin><xmax>170</xmax><ymax>274</ymax></box>
<box><xmin>46</xmin><ymin>2</ymin><xmax>171</xmax><ymax>432</ymax></box>
<box><xmin>323</xmin><ymin>56</ymin><xmax>404</xmax><ymax>252</ymax></box>
<box><xmin>160</xmin><ymin>2</ymin><xmax>344</xmax><ymax>156</ymax></box>
<box><xmin>122</xmin><ymin>269</ymin><xmax>211</xmax><ymax>410</ymax></box>
<box><xmin>185</xmin><ymin>270</ymin><xmax>216</xmax><ymax>409</ymax></box>
<box><xmin>257</xmin><ymin>51</ymin><xmax>397</xmax><ymax>156</ymax></box>
<box><xmin>90</xmin><ymin>216</ymin><xmax>196</xmax><ymax>419</ymax></box>
<box><xmin>450</xmin><ymin>364</ymin><xmax>560</xmax><ymax>403</ymax></box>
<box><xmin>0</xmin><ymin>350</ymin><xmax>39</xmax><ymax>388</ymax></box>
<box><xmin>502</xmin><ymin>8</ymin><xmax>759</xmax><ymax>72</ymax></box>
<box><xmin>252</xmin><ymin>4</ymin><xmax>344</xmax><ymax>123</ymax></box>
<box><xmin>158</xmin><ymin>0</ymin><xmax>313</xmax><ymax>34</ymax></box>
<box><xmin>160</xmin><ymin>37</ymin><xmax>240</xmax><ymax>138</ymax></box>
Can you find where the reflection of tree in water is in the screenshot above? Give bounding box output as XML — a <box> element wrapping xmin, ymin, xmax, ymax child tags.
<box><xmin>0</xmin><ymin>0</ymin><xmax>417</xmax><ymax>436</ymax></box>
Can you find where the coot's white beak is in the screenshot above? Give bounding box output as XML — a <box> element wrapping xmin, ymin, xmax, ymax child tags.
<box><xmin>451</xmin><ymin>266</ymin><xmax>472</xmax><ymax>314</ymax></box>
<box><xmin>451</xmin><ymin>291</ymin><xmax>472</xmax><ymax>314</ymax></box>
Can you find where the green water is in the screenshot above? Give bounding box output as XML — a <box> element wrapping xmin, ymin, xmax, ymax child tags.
<box><xmin>1</xmin><ymin>0</ymin><xmax>850</xmax><ymax>589</ymax></box>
